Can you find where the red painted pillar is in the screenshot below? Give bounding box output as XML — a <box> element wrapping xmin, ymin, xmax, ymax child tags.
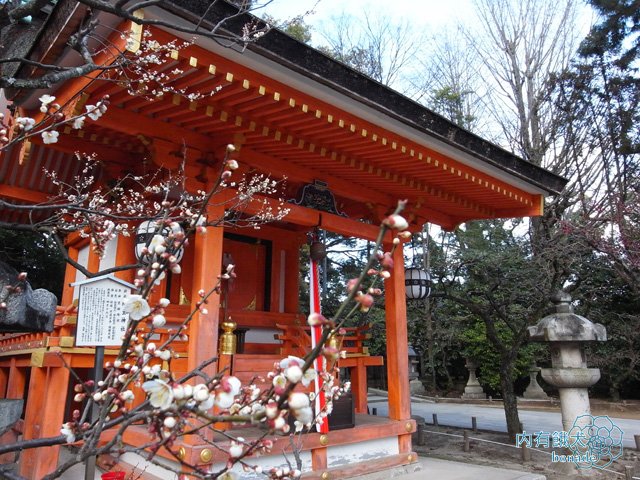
<box><xmin>20</xmin><ymin>361</ymin><xmax>71</xmax><ymax>479</ymax></box>
<box><xmin>187</xmin><ymin>204</ymin><xmax>224</xmax><ymax>375</ymax></box>
<box><xmin>384</xmin><ymin>244</ymin><xmax>410</xmax><ymax>420</ymax></box>
<box><xmin>384</xmin><ymin>244</ymin><xmax>413</xmax><ymax>453</ymax></box>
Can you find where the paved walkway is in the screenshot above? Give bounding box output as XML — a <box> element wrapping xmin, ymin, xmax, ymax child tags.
<box><xmin>350</xmin><ymin>455</ymin><xmax>545</xmax><ymax>480</ymax></box>
<box><xmin>368</xmin><ymin>393</ymin><xmax>640</xmax><ymax>448</ymax></box>
<box><xmin>409</xmin><ymin>457</ymin><xmax>545</xmax><ymax>480</ymax></box>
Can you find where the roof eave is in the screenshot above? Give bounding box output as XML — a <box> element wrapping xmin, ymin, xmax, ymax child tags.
<box><xmin>161</xmin><ymin>0</ymin><xmax>568</xmax><ymax>197</ymax></box>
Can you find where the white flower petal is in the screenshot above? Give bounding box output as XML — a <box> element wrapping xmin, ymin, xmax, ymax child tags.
<box><xmin>215</xmin><ymin>391</ymin><xmax>235</xmax><ymax>409</ymax></box>
<box><xmin>142</xmin><ymin>379</ymin><xmax>174</xmax><ymax>410</ymax></box>
<box><xmin>227</xmin><ymin>376</ymin><xmax>241</xmax><ymax>396</ymax></box>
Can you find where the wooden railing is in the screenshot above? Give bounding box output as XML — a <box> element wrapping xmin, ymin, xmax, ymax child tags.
<box><xmin>275</xmin><ymin>324</ymin><xmax>372</xmax><ymax>358</ymax></box>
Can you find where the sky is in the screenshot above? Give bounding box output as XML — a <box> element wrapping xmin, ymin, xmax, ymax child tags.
<box><xmin>261</xmin><ymin>0</ymin><xmax>477</xmax><ymax>43</ymax></box>
<box><xmin>261</xmin><ymin>0</ymin><xmax>595</xmax><ymax>48</ymax></box>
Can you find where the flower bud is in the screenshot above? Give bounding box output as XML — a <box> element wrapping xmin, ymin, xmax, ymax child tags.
<box><xmin>383</xmin><ymin>214</ymin><xmax>409</xmax><ymax>231</ymax></box>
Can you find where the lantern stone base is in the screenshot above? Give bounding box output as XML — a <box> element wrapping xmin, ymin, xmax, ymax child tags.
<box><xmin>523</xmin><ymin>387</ymin><xmax>548</xmax><ymax>400</ymax></box>
<box><xmin>409</xmin><ymin>378</ymin><xmax>425</xmax><ymax>395</ymax></box>
<box><xmin>462</xmin><ymin>386</ymin><xmax>487</xmax><ymax>400</ymax></box>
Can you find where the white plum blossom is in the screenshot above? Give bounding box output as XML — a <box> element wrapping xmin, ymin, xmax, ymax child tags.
<box><xmin>182</xmin><ymin>384</ymin><xmax>193</xmax><ymax>398</ymax></box>
<box><xmin>301</xmin><ymin>368</ymin><xmax>317</xmax><ymax>388</ymax></box>
<box><xmin>172</xmin><ymin>385</ymin><xmax>185</xmax><ymax>400</ymax></box>
<box><xmin>60</xmin><ymin>422</ymin><xmax>75</xmax><ymax>443</ymax></box>
<box><xmin>121</xmin><ymin>390</ymin><xmax>134</xmax><ymax>402</ymax></box>
<box><xmin>143</xmin><ymin>364</ymin><xmax>162</xmax><ymax>379</ymax></box>
<box><xmin>279</xmin><ymin>356</ymin><xmax>304</xmax><ymax>370</ymax></box>
<box><xmin>307</xmin><ymin>313</ymin><xmax>326</xmax><ymax>326</ymax></box>
<box><xmin>15</xmin><ymin>117</ymin><xmax>35</xmax><ymax>130</ymax></box>
<box><xmin>226</xmin><ymin>376</ymin><xmax>241</xmax><ymax>396</ymax></box>
<box><xmin>41</xmin><ymin>130</ymin><xmax>59</xmax><ymax>144</ymax></box>
<box><xmin>152</xmin><ymin>314</ymin><xmax>166</xmax><ymax>327</ymax></box>
<box><xmin>72</xmin><ymin>116</ymin><xmax>85</xmax><ymax>129</ymax></box>
<box><xmin>39</xmin><ymin>94</ymin><xmax>56</xmax><ymax>106</ymax></box>
<box><xmin>229</xmin><ymin>440</ymin><xmax>243</xmax><ymax>458</ymax></box>
<box><xmin>294</xmin><ymin>406</ymin><xmax>313</xmax><ymax>426</ymax></box>
<box><xmin>142</xmin><ymin>379</ymin><xmax>174</xmax><ymax>410</ymax></box>
<box><xmin>215</xmin><ymin>391</ymin><xmax>235</xmax><ymax>409</ymax></box>
<box><xmin>153</xmin><ymin>271</ymin><xmax>166</xmax><ymax>286</ymax></box>
<box><xmin>272</xmin><ymin>374</ymin><xmax>286</xmax><ymax>393</ymax></box>
<box><xmin>155</xmin><ymin>349</ymin><xmax>171</xmax><ymax>361</ymax></box>
<box><xmin>265</xmin><ymin>400</ymin><xmax>278</xmax><ymax>419</ymax></box>
<box><xmin>287</xmin><ymin>392</ymin><xmax>309</xmax><ymax>410</ymax></box>
<box><xmin>123</xmin><ymin>294</ymin><xmax>151</xmax><ymax>320</ymax></box>
<box><xmin>214</xmin><ymin>376</ymin><xmax>241</xmax><ymax>409</ymax></box>
<box><xmin>198</xmin><ymin>394</ymin><xmax>215</xmax><ymax>411</ymax></box>
<box><xmin>148</xmin><ymin>234</ymin><xmax>166</xmax><ymax>254</ymax></box>
<box><xmin>169</xmin><ymin>222</ymin><xmax>182</xmax><ymax>234</ymax></box>
<box><xmin>193</xmin><ymin>384</ymin><xmax>210</xmax><ymax>402</ymax></box>
<box><xmin>284</xmin><ymin>364</ymin><xmax>303</xmax><ymax>384</ymax></box>
<box><xmin>272</xmin><ymin>415</ymin><xmax>286</xmax><ymax>431</ymax></box>
<box><xmin>85</xmin><ymin>104</ymin><xmax>106</xmax><ymax>121</ymax></box>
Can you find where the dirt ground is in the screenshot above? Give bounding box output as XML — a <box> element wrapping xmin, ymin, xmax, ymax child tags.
<box><xmin>413</xmin><ymin>425</ymin><xmax>640</xmax><ymax>480</ymax></box>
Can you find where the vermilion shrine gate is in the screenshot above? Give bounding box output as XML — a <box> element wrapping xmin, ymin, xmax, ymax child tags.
<box><xmin>0</xmin><ymin>2</ymin><xmax>565</xmax><ymax>478</ymax></box>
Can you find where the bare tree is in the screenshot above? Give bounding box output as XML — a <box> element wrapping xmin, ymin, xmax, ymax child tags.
<box><xmin>469</xmin><ymin>0</ymin><xmax>584</xmax><ymax>168</ymax></box>
<box><xmin>410</xmin><ymin>30</ymin><xmax>489</xmax><ymax>134</ymax></box>
<box><xmin>421</xmin><ymin>0</ymin><xmax>593</xmax><ymax>438</ymax></box>
<box><xmin>318</xmin><ymin>12</ymin><xmax>420</xmax><ymax>90</ymax></box>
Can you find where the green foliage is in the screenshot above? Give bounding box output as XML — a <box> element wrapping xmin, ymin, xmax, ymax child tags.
<box><xmin>281</xmin><ymin>18</ymin><xmax>312</xmax><ymax>44</ymax></box>
<box><xmin>317</xmin><ymin>44</ymin><xmax>383</xmax><ymax>81</ymax></box>
<box><xmin>262</xmin><ymin>15</ymin><xmax>313</xmax><ymax>44</ymax></box>
<box><xmin>298</xmin><ymin>232</ymin><xmax>373</xmax><ymax>319</ymax></box>
<box><xmin>575</xmin><ymin>254</ymin><xmax>640</xmax><ymax>397</ymax></box>
<box><xmin>361</xmin><ymin>308</ymin><xmax>387</xmax><ymax>356</ymax></box>
<box><xmin>460</xmin><ymin>317</ymin><xmax>542</xmax><ymax>393</ymax></box>
<box><xmin>0</xmin><ymin>228</ymin><xmax>65</xmax><ymax>300</ymax></box>
<box><xmin>580</xmin><ymin>0</ymin><xmax>640</xmax><ymax>69</ymax></box>
<box><xmin>430</xmin><ymin>86</ymin><xmax>476</xmax><ymax>130</ymax></box>
<box><xmin>296</xmin><ymin>231</ymin><xmax>390</xmax><ymax>358</ymax></box>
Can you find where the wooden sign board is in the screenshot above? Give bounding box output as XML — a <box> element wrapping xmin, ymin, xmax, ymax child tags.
<box><xmin>72</xmin><ymin>275</ymin><xmax>135</xmax><ymax>347</ymax></box>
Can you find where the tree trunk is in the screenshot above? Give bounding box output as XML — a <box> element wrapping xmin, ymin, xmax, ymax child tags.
<box><xmin>441</xmin><ymin>348</ymin><xmax>453</xmax><ymax>390</ymax></box>
<box><xmin>425</xmin><ymin>300</ymin><xmax>437</xmax><ymax>392</ymax></box>
<box><xmin>500</xmin><ymin>360</ymin><xmax>521</xmax><ymax>440</ymax></box>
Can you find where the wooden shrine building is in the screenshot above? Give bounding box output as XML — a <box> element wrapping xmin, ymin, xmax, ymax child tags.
<box><xmin>0</xmin><ymin>1</ymin><xmax>566</xmax><ymax>478</ymax></box>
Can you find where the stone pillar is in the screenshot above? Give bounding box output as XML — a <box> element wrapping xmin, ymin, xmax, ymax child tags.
<box><xmin>528</xmin><ymin>292</ymin><xmax>606</xmax><ymax>432</ymax></box>
<box><xmin>523</xmin><ymin>363</ymin><xmax>548</xmax><ymax>400</ymax></box>
<box><xmin>461</xmin><ymin>359</ymin><xmax>486</xmax><ymax>400</ymax></box>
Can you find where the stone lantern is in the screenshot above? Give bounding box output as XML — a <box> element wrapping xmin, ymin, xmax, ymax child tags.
<box><xmin>462</xmin><ymin>358</ymin><xmax>486</xmax><ymax>400</ymax></box>
<box><xmin>408</xmin><ymin>346</ymin><xmax>425</xmax><ymax>394</ymax></box>
<box><xmin>528</xmin><ymin>291</ymin><xmax>606</xmax><ymax>432</ymax></box>
<box><xmin>523</xmin><ymin>362</ymin><xmax>549</xmax><ymax>400</ymax></box>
